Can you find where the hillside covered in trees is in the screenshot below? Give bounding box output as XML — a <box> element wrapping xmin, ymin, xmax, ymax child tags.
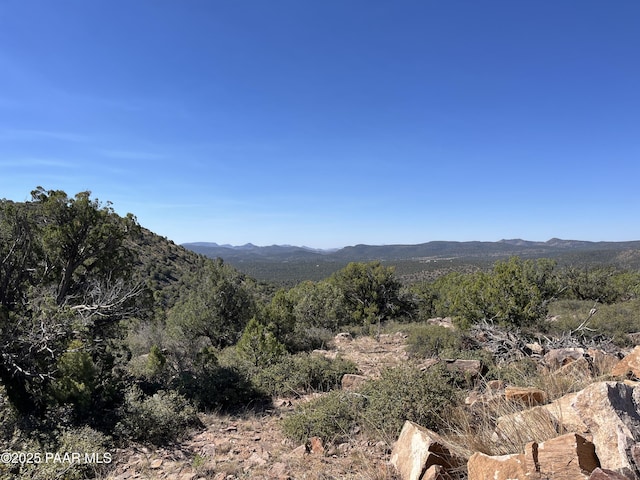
<box><xmin>1</xmin><ymin>188</ymin><xmax>640</xmax><ymax>479</ymax></box>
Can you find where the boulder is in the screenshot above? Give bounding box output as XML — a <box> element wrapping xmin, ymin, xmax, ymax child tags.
<box><xmin>536</xmin><ymin>433</ymin><xmax>599</xmax><ymax>479</ymax></box>
<box><xmin>542</xmin><ymin>391</ymin><xmax>589</xmax><ymax>434</ymax></box>
<box><xmin>468</xmin><ymin>434</ymin><xmax>598</xmax><ymax>480</ymax></box>
<box><xmin>543</xmin><ymin>348</ymin><xmax>585</xmax><ymax>371</ymax></box>
<box><xmin>505</xmin><ymin>386</ymin><xmax>546</xmax><ymax>406</ymax></box>
<box><xmin>390</xmin><ymin>421</ymin><xmax>458</xmax><ymax>480</ymax></box>
<box><xmin>556</xmin><ymin>356</ymin><xmax>592</xmax><ymax>380</ymax></box>
<box><xmin>467</xmin><ymin>452</ymin><xmax>527</xmax><ymax>480</ymax></box>
<box><xmin>589</xmin><ymin>468</ymin><xmax>633</xmax><ymax>480</ymax></box>
<box><xmin>572</xmin><ymin>382</ymin><xmax>640</xmax><ymax>477</ymax></box>
<box><xmin>494</xmin><ymin>406</ymin><xmax>559</xmax><ymax>446</ymax></box>
<box><xmin>611</xmin><ymin>346</ymin><xmax>640</xmax><ymax>379</ymax></box>
<box><xmin>587</xmin><ymin>348</ymin><xmax>620</xmax><ymax>376</ymax></box>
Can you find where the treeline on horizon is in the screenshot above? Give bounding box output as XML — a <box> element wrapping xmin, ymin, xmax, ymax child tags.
<box><xmin>1</xmin><ymin>188</ymin><xmax>639</xmax><ymax>478</ymax></box>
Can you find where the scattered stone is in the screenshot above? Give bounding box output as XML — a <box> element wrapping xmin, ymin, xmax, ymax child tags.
<box><xmin>246</xmin><ymin>452</ymin><xmax>267</xmax><ymax>467</ymax></box>
<box><xmin>150</xmin><ymin>458</ymin><xmax>163</xmax><ymax>469</ymax></box>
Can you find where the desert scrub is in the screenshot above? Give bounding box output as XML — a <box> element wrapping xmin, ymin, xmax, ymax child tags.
<box><xmin>281</xmin><ymin>390</ymin><xmax>366</xmax><ymax>444</ymax></box>
<box><xmin>6</xmin><ymin>426</ymin><xmax>112</xmax><ymax>480</ymax></box>
<box><xmin>405</xmin><ymin>323</ymin><xmax>468</xmax><ymax>358</ymax></box>
<box><xmin>116</xmin><ymin>386</ymin><xmax>201</xmax><ymax>445</ymax></box>
<box><xmin>547</xmin><ymin>298</ymin><xmax>640</xmax><ymax>346</ymax></box>
<box><xmin>359</xmin><ymin>364</ymin><xmax>461</xmax><ymax>440</ymax></box>
<box><xmin>252</xmin><ymin>353</ymin><xmax>358</xmax><ymax>397</ymax></box>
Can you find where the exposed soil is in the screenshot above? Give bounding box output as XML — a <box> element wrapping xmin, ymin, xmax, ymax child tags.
<box><xmin>106</xmin><ymin>334</ymin><xmax>409</xmax><ymax>480</ymax></box>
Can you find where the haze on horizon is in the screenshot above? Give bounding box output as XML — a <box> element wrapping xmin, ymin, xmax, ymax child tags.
<box><xmin>1</xmin><ymin>1</ymin><xmax>639</xmax><ymax>250</ymax></box>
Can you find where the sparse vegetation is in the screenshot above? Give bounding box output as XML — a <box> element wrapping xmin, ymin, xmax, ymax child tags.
<box><xmin>2</xmin><ymin>187</ymin><xmax>640</xmax><ymax>478</ymax></box>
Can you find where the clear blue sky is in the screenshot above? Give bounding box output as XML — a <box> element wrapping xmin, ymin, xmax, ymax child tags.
<box><xmin>1</xmin><ymin>1</ymin><xmax>638</xmax><ymax>249</ymax></box>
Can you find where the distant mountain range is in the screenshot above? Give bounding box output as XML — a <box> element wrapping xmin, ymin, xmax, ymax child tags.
<box><xmin>182</xmin><ymin>239</ymin><xmax>640</xmax><ymax>264</ymax></box>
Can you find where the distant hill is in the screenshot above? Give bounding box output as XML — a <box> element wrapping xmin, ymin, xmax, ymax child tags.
<box><xmin>183</xmin><ymin>239</ymin><xmax>640</xmax><ymax>263</ymax></box>
<box><xmin>182</xmin><ymin>239</ymin><xmax>640</xmax><ymax>284</ymax></box>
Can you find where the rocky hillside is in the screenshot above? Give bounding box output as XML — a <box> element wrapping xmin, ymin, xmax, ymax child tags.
<box><xmin>105</xmin><ymin>325</ymin><xmax>640</xmax><ymax>480</ymax></box>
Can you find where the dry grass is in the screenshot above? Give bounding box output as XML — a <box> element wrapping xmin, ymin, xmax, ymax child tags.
<box><xmin>442</xmin><ymin>370</ymin><xmax>580</xmax><ymax>461</ymax></box>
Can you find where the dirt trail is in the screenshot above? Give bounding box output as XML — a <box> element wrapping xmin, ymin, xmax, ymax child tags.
<box><xmin>106</xmin><ymin>334</ymin><xmax>408</xmax><ymax>480</ymax></box>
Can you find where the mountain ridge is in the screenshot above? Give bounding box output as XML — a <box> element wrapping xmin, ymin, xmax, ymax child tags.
<box><xmin>182</xmin><ymin>238</ymin><xmax>640</xmax><ymax>263</ymax></box>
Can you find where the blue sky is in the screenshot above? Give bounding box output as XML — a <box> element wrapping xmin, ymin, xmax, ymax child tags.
<box><xmin>1</xmin><ymin>1</ymin><xmax>639</xmax><ymax>248</ymax></box>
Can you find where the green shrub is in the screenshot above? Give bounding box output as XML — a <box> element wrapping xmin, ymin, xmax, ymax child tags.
<box><xmin>252</xmin><ymin>353</ymin><xmax>358</xmax><ymax>397</ymax></box>
<box><xmin>175</xmin><ymin>364</ymin><xmax>269</xmax><ymax>411</ymax></box>
<box><xmin>236</xmin><ymin>318</ymin><xmax>286</xmax><ymax>368</ymax></box>
<box><xmin>284</xmin><ymin>326</ymin><xmax>334</xmax><ymax>352</ymax></box>
<box><xmin>546</xmin><ymin>298</ymin><xmax>640</xmax><ymax>345</ymax></box>
<box><xmin>281</xmin><ymin>391</ymin><xmax>366</xmax><ymax>444</ymax></box>
<box><xmin>116</xmin><ymin>386</ymin><xmax>201</xmax><ymax>445</ymax></box>
<box><xmin>9</xmin><ymin>426</ymin><xmax>111</xmax><ymax>480</ymax></box>
<box><xmin>359</xmin><ymin>364</ymin><xmax>460</xmax><ymax>439</ymax></box>
<box><xmin>405</xmin><ymin>324</ymin><xmax>466</xmax><ymax>358</ymax></box>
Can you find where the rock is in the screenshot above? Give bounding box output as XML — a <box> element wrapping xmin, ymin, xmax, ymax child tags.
<box><xmin>525</xmin><ymin>341</ymin><xmax>545</xmax><ymax>355</ymax></box>
<box><xmin>334</xmin><ymin>332</ymin><xmax>353</xmax><ymax>342</ymax></box>
<box><xmin>494</xmin><ymin>406</ymin><xmax>559</xmax><ymax>446</ymax></box>
<box><xmin>543</xmin><ymin>391</ymin><xmax>590</xmax><ymax>434</ymax></box>
<box><xmin>572</xmin><ymin>381</ymin><xmax>640</xmax><ymax>477</ymax></box>
<box><xmin>556</xmin><ymin>356</ymin><xmax>593</xmax><ymax>380</ymax></box>
<box><xmin>150</xmin><ymin>458</ymin><xmax>163</xmax><ymax>469</ymax></box>
<box><xmin>467</xmin><ymin>452</ymin><xmax>527</xmax><ymax>480</ymax></box>
<box><xmin>426</xmin><ymin>317</ymin><xmax>454</xmax><ymax>329</ymax></box>
<box><xmin>444</xmin><ymin>359</ymin><xmax>483</xmax><ymax>378</ymax></box>
<box><xmin>341</xmin><ymin>373</ymin><xmax>368</xmax><ymax>391</ymax></box>
<box><xmin>543</xmin><ymin>348</ymin><xmax>585</xmax><ymax>370</ymax></box>
<box><xmin>611</xmin><ymin>346</ymin><xmax>640</xmax><ymax>379</ymax></box>
<box><xmin>504</xmin><ymin>386</ymin><xmax>546</xmax><ymax>406</ymax></box>
<box><xmin>422</xmin><ymin>464</ymin><xmax>452</xmax><ymax>480</ymax></box>
<box><xmin>245</xmin><ymin>451</ymin><xmax>267</xmax><ymax>467</ymax></box>
<box><xmin>588</xmin><ymin>348</ymin><xmax>620</xmax><ymax>377</ymax></box>
<box><xmin>418</xmin><ymin>358</ymin><xmax>440</xmax><ymax>371</ymax></box>
<box><xmin>536</xmin><ymin>433</ymin><xmax>599</xmax><ymax>479</ymax></box>
<box><xmin>310</xmin><ymin>436</ymin><xmax>324</xmax><ymax>455</ymax></box>
<box><xmin>486</xmin><ymin>380</ymin><xmax>506</xmax><ymax>391</ymax></box>
<box><xmin>468</xmin><ymin>434</ymin><xmax>598</xmax><ymax>480</ymax></box>
<box><xmin>589</xmin><ymin>468</ymin><xmax>632</xmax><ymax>480</ymax></box>
<box><xmin>288</xmin><ymin>444</ymin><xmax>308</xmax><ymax>458</ymax></box>
<box><xmin>390</xmin><ymin>421</ymin><xmax>458</xmax><ymax>480</ymax></box>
